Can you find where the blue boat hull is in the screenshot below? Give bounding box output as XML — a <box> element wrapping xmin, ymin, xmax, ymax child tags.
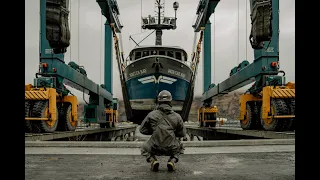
<box><xmin>124</xmin><ymin>56</ymin><xmax>193</xmax><ymax>112</ymax></box>
<box><xmin>126</xmin><ymin>73</ymin><xmax>190</xmax><ymax>100</ymax></box>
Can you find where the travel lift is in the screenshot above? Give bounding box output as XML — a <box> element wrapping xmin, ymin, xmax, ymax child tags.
<box><xmin>25</xmin><ymin>0</ymin><xmax>122</xmax><ymax>133</ymax></box>
<box><xmin>195</xmin><ymin>0</ymin><xmax>295</xmax><ymax>131</ymax></box>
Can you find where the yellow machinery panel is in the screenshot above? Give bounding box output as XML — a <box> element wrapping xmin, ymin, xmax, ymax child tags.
<box><xmin>25</xmin><ymin>87</ymin><xmax>57</xmax><ymax>121</ymax></box>
<box><xmin>197</xmin><ymin>106</ymin><xmax>219</xmax><ymax>127</ymax></box>
<box><xmin>198</xmin><ymin>106</ymin><xmax>218</xmax><ymax>123</ymax></box>
<box><xmin>238</xmin><ymin>82</ymin><xmax>295</xmax><ymax>131</ymax></box>
<box><xmin>262</xmin><ymin>85</ymin><xmax>295</xmax><ymax>120</ymax></box>
<box><xmin>25</xmin><ymin>84</ymin><xmax>80</xmax><ymax>133</ymax></box>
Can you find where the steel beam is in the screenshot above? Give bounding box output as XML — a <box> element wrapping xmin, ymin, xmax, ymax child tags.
<box><xmin>203</xmin><ymin>21</ymin><xmax>212</xmax><ymax>93</ymax></box>
<box><xmin>104</xmin><ymin>20</ymin><xmax>113</xmax><ymax>94</ymax></box>
<box><xmin>96</xmin><ymin>0</ymin><xmax>123</xmax><ymax>33</ymax></box>
<box><xmin>193</xmin><ymin>0</ymin><xmax>220</xmax><ymax>32</ymax></box>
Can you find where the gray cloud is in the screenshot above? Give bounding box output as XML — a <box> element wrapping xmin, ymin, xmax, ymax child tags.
<box><xmin>25</xmin><ymin>0</ymin><xmax>295</xmax><ymax>102</ymax></box>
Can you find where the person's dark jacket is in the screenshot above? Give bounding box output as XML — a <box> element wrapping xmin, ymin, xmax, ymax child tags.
<box><xmin>140</xmin><ymin>103</ymin><xmax>186</xmax><ymax>156</ymax></box>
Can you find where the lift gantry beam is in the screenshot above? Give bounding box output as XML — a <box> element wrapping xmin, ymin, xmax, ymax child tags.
<box><xmin>96</xmin><ymin>0</ymin><xmax>123</xmax><ymax>33</ymax></box>
<box><xmin>193</xmin><ymin>0</ymin><xmax>220</xmax><ymax>32</ymax></box>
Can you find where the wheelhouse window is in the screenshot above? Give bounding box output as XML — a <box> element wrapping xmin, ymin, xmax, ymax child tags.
<box><xmin>135</xmin><ymin>51</ymin><xmax>142</xmax><ymax>60</ymax></box>
<box><xmin>175</xmin><ymin>52</ymin><xmax>182</xmax><ymax>60</ymax></box>
<box><xmin>167</xmin><ymin>51</ymin><xmax>174</xmax><ymax>58</ymax></box>
<box><xmin>142</xmin><ymin>51</ymin><xmax>150</xmax><ymax>57</ymax></box>
<box><xmin>159</xmin><ymin>50</ymin><xmax>166</xmax><ymax>55</ymax></box>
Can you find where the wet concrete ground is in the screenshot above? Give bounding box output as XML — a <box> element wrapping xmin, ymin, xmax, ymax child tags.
<box><xmin>25</xmin><ymin>125</ymin><xmax>295</xmax><ymax>179</ymax></box>
<box><xmin>25</xmin><ymin>149</ymin><xmax>295</xmax><ymax>180</ymax></box>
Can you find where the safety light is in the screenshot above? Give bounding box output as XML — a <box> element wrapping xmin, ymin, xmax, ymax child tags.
<box><xmin>42</xmin><ymin>63</ymin><xmax>48</xmax><ymax>68</ymax></box>
<box><xmin>53</xmin><ymin>68</ymin><xmax>57</xmax><ymax>72</ymax></box>
<box><xmin>271</xmin><ymin>62</ymin><xmax>277</xmax><ymax>67</ymax></box>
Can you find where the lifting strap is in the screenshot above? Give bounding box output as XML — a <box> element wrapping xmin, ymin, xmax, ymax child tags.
<box><xmin>249</xmin><ymin>0</ymin><xmax>273</xmax><ymax>49</ymax></box>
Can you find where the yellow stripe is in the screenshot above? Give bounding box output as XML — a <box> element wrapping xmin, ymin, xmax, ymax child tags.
<box><xmin>272</xmin><ymin>89</ymin><xmax>295</xmax><ymax>98</ymax></box>
<box><xmin>25</xmin><ymin>91</ymin><xmax>48</xmax><ymax>100</ymax></box>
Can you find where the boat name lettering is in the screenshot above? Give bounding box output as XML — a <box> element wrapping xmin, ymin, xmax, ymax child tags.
<box><xmin>129</xmin><ymin>69</ymin><xmax>147</xmax><ymax>77</ymax></box>
<box><xmin>168</xmin><ymin>69</ymin><xmax>186</xmax><ymax>78</ymax></box>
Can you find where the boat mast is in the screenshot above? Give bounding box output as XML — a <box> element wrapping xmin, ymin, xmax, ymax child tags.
<box><xmin>141</xmin><ymin>0</ymin><xmax>179</xmax><ymax>45</ymax></box>
<box><xmin>155</xmin><ymin>0</ymin><xmax>162</xmax><ymax>45</ymax></box>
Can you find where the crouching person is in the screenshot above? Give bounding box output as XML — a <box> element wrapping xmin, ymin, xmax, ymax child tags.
<box><xmin>140</xmin><ymin>90</ymin><xmax>186</xmax><ymax>171</ymax></box>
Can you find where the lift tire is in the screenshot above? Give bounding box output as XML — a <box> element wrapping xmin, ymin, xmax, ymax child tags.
<box><xmin>254</xmin><ymin>102</ymin><xmax>263</xmax><ymax>130</ymax></box>
<box><xmin>240</xmin><ymin>102</ymin><xmax>260</xmax><ymax>130</ymax></box>
<box><xmin>287</xmin><ymin>99</ymin><xmax>295</xmax><ymax>131</ymax></box>
<box><xmin>56</xmin><ymin>103</ymin><xmax>65</xmax><ymax>131</ymax></box>
<box><xmin>261</xmin><ymin>99</ymin><xmax>289</xmax><ymax>131</ymax></box>
<box><xmin>25</xmin><ymin>101</ymin><xmax>32</xmax><ymax>133</ymax></box>
<box><xmin>61</xmin><ymin>104</ymin><xmax>77</xmax><ymax>131</ymax></box>
<box><xmin>31</xmin><ymin>101</ymin><xmax>58</xmax><ymax>133</ymax></box>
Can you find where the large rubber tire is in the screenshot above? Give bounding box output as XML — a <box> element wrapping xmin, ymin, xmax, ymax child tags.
<box><xmin>25</xmin><ymin>101</ymin><xmax>32</xmax><ymax>133</ymax></box>
<box><xmin>240</xmin><ymin>101</ymin><xmax>261</xmax><ymax>130</ymax></box>
<box><xmin>57</xmin><ymin>104</ymin><xmax>77</xmax><ymax>131</ymax></box>
<box><xmin>287</xmin><ymin>99</ymin><xmax>295</xmax><ymax>131</ymax></box>
<box><xmin>261</xmin><ymin>99</ymin><xmax>290</xmax><ymax>131</ymax></box>
<box><xmin>31</xmin><ymin>101</ymin><xmax>58</xmax><ymax>133</ymax></box>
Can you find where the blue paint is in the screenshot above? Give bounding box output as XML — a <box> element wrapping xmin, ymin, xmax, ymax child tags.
<box><xmin>126</xmin><ymin>74</ymin><xmax>190</xmax><ymax>101</ymax></box>
<box><xmin>104</xmin><ymin>20</ymin><xmax>113</xmax><ymax>94</ymax></box>
<box><xmin>203</xmin><ymin>21</ymin><xmax>211</xmax><ymax>93</ymax></box>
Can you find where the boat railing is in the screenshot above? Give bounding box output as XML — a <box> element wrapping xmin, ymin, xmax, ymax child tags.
<box><xmin>125</xmin><ymin>58</ymin><xmax>193</xmax><ymax>67</ymax></box>
<box><xmin>141</xmin><ymin>16</ymin><xmax>176</xmax><ymax>28</ymax></box>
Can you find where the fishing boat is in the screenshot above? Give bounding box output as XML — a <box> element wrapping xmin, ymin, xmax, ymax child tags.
<box><xmin>123</xmin><ymin>0</ymin><xmax>194</xmax><ymax>124</ymax></box>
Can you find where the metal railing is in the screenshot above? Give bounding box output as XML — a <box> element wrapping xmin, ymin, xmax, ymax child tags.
<box><xmin>141</xmin><ymin>16</ymin><xmax>176</xmax><ymax>27</ymax></box>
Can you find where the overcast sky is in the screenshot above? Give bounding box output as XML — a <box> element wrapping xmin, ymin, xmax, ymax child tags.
<box><xmin>25</xmin><ymin>0</ymin><xmax>295</xmax><ymax>102</ymax></box>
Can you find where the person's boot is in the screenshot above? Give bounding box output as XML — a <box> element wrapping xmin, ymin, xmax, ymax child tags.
<box><xmin>149</xmin><ymin>156</ymin><xmax>159</xmax><ymax>171</ymax></box>
<box><xmin>150</xmin><ymin>159</ymin><xmax>159</xmax><ymax>171</ymax></box>
<box><xmin>167</xmin><ymin>157</ymin><xmax>177</xmax><ymax>171</ymax></box>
